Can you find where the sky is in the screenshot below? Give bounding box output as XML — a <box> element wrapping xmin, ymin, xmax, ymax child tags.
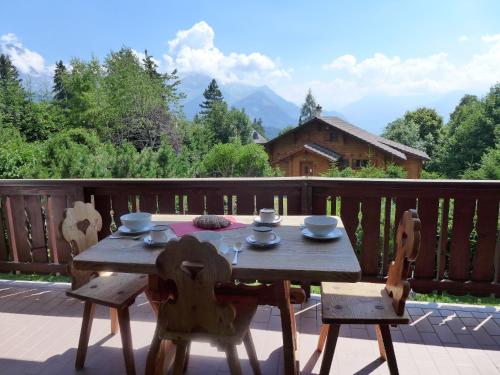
<box><xmin>2</xmin><ymin>0</ymin><xmax>500</xmax><ymax>110</ymax></box>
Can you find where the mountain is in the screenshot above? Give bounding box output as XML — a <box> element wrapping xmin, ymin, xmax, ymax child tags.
<box><xmin>340</xmin><ymin>91</ymin><xmax>474</xmax><ymax>135</ymax></box>
<box><xmin>179</xmin><ymin>74</ymin><xmax>348</xmax><ymax>139</ymax></box>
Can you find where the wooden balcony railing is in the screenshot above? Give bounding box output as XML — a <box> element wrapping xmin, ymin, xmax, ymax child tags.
<box><xmin>0</xmin><ymin>178</ymin><xmax>498</xmax><ymax>297</ymax></box>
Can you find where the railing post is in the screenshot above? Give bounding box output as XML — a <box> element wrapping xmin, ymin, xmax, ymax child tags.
<box><xmin>301</xmin><ymin>179</ymin><xmax>312</xmax><ymax>215</ymax></box>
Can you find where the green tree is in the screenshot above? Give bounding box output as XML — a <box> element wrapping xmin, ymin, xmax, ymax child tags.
<box><xmin>200</xmin><ymin>142</ymin><xmax>279</xmax><ymax>177</ymax></box>
<box><xmin>462</xmin><ymin>147</ymin><xmax>500</xmax><ymax>180</ymax></box>
<box><xmin>278</xmin><ymin>125</ymin><xmax>294</xmax><ymax>136</ymax></box>
<box><xmin>299</xmin><ymin>89</ymin><xmax>321</xmax><ymax>124</ymax></box>
<box><xmin>200</xmin><ymin>79</ymin><xmax>223</xmax><ymax>114</ymax></box>
<box><xmin>53</xmin><ymin>60</ymin><xmax>68</xmax><ymax>103</ymax></box>
<box><xmin>0</xmin><ymin>54</ymin><xmax>27</xmax><ymax>131</ymax></box>
<box><xmin>382</xmin><ymin>107</ymin><xmax>442</xmax><ymax>159</ymax></box>
<box><xmin>440</xmin><ymin>93</ymin><xmax>497</xmax><ymax>177</ymax></box>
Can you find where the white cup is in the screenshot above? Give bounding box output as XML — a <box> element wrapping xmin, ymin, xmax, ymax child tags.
<box><xmin>150</xmin><ymin>225</ymin><xmax>169</xmax><ymax>243</ymax></box>
<box><xmin>253</xmin><ymin>226</ymin><xmax>277</xmax><ymax>243</ymax></box>
<box><xmin>193</xmin><ymin>231</ymin><xmax>222</xmax><ymax>249</ymax></box>
<box><xmin>259</xmin><ymin>208</ymin><xmax>279</xmax><ymax>223</ymax></box>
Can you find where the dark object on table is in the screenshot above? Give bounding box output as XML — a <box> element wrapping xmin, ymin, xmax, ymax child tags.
<box><xmin>193</xmin><ymin>215</ymin><xmax>231</xmax><ymax>229</ymax></box>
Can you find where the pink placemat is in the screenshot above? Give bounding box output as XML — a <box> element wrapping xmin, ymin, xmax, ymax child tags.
<box><xmin>169</xmin><ymin>216</ymin><xmax>248</xmax><ymax>236</ymax></box>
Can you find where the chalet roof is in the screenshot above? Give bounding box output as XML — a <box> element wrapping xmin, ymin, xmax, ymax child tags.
<box><xmin>251</xmin><ymin>130</ymin><xmax>267</xmax><ymax>144</ymax></box>
<box><xmin>304</xmin><ymin>143</ymin><xmax>341</xmax><ymax>162</ymax></box>
<box><xmin>266</xmin><ymin>116</ymin><xmax>430</xmax><ymax>161</ymax></box>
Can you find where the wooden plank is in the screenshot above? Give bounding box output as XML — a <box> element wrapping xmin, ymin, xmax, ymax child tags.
<box><xmin>5</xmin><ymin>195</ymin><xmax>31</xmax><ymax>263</ymax></box>
<box><xmin>360</xmin><ymin>197</ymin><xmax>381</xmax><ymax>276</ymax></box>
<box><xmin>448</xmin><ymin>198</ymin><xmax>476</xmax><ymax>282</ymax></box>
<box><xmin>139</xmin><ymin>194</ymin><xmax>158</xmax><ymax>214</ymax></box>
<box><xmin>235</xmin><ymin>192</ymin><xmax>255</xmax><ymax>215</ymax></box>
<box><xmin>112</xmin><ymin>194</ymin><xmax>130</xmax><ymax>220</ymax></box>
<box><xmin>382</xmin><ymin>197</ymin><xmax>392</xmax><ymax>275</ymax></box>
<box><xmin>471</xmin><ymin>198</ymin><xmax>499</xmax><ymax>282</ymax></box>
<box><xmin>0</xmin><ymin>197</ymin><xmax>9</xmax><ymax>261</ymax></box>
<box><xmin>437</xmin><ymin>198</ymin><xmax>450</xmax><ymax>279</ymax></box>
<box><xmin>93</xmin><ymin>195</ymin><xmax>112</xmax><ymax>240</ymax></box>
<box><xmin>256</xmin><ymin>192</ymin><xmax>275</xmax><ymax>212</ymax></box>
<box><xmin>158</xmin><ymin>192</ymin><xmax>176</xmax><ymax>214</ymax></box>
<box><xmin>340</xmin><ymin>197</ymin><xmax>360</xmax><ymax>247</ymax></box>
<box><xmin>46</xmin><ymin>195</ymin><xmax>72</xmax><ymax>264</ymax></box>
<box><xmin>278</xmin><ymin>195</ymin><xmax>284</xmax><ymax>216</ymax></box>
<box><xmin>286</xmin><ymin>191</ymin><xmax>301</xmax><ymax>215</ymax></box>
<box><xmin>311</xmin><ymin>192</ymin><xmax>328</xmax><ymax>215</ymax></box>
<box><xmin>24</xmin><ymin>195</ymin><xmax>48</xmax><ymax>263</ymax></box>
<box><xmin>187</xmin><ymin>193</ymin><xmax>205</xmax><ymax>215</ymax></box>
<box><xmin>414</xmin><ymin>198</ymin><xmax>439</xmax><ymax>280</ymax></box>
<box><xmin>206</xmin><ymin>192</ymin><xmax>224</xmax><ymax>214</ymax></box>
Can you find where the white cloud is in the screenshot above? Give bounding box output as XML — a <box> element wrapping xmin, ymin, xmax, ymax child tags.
<box><xmin>458</xmin><ymin>35</ymin><xmax>470</xmax><ymax>42</ymax></box>
<box><xmin>481</xmin><ymin>33</ymin><xmax>500</xmax><ymax>43</ymax></box>
<box><xmin>0</xmin><ymin>33</ymin><xmax>51</xmax><ymax>75</ymax></box>
<box><xmin>162</xmin><ymin>21</ymin><xmax>290</xmax><ymax>84</ymax></box>
<box><xmin>307</xmin><ymin>39</ymin><xmax>500</xmax><ymax>108</ymax></box>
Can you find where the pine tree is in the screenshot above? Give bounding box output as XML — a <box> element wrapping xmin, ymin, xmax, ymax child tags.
<box><xmin>0</xmin><ymin>54</ymin><xmax>27</xmax><ymax>129</ymax></box>
<box><xmin>53</xmin><ymin>60</ymin><xmax>68</xmax><ymax>103</ymax></box>
<box><xmin>299</xmin><ymin>89</ymin><xmax>321</xmax><ymax>124</ymax></box>
<box><xmin>142</xmin><ymin>50</ymin><xmax>161</xmax><ymax>80</ymax></box>
<box><xmin>200</xmin><ymin>79</ymin><xmax>223</xmax><ymax>114</ymax></box>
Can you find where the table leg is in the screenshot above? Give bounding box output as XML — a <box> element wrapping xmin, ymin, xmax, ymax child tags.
<box><xmin>276</xmin><ymin>280</ymin><xmax>299</xmax><ymax>375</ymax></box>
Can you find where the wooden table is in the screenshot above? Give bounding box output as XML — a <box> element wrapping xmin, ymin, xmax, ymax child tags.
<box><xmin>73</xmin><ymin>215</ymin><xmax>361</xmax><ymax>374</ymax></box>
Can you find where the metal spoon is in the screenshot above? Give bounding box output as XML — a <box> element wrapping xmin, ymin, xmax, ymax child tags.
<box><xmin>232</xmin><ymin>241</ymin><xmax>242</xmax><ymax>265</ymax></box>
<box><xmin>109</xmin><ymin>234</ymin><xmax>143</xmax><ymax>240</ymax></box>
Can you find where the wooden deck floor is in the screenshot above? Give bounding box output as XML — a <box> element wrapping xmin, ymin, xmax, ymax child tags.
<box><xmin>0</xmin><ymin>280</ymin><xmax>499</xmax><ymax>375</ymax></box>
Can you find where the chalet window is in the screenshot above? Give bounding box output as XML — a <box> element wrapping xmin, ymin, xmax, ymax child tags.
<box><xmin>253</xmin><ymin>131</ymin><xmax>259</xmax><ymax>140</ymax></box>
<box><xmin>329</xmin><ymin>131</ymin><xmax>338</xmax><ymax>142</ymax></box>
<box><xmin>339</xmin><ymin>159</ymin><xmax>349</xmax><ymax>168</ymax></box>
<box><xmin>352</xmin><ymin>159</ymin><xmax>369</xmax><ymax>169</ymax></box>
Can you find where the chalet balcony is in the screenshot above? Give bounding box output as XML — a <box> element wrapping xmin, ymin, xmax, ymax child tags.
<box><xmin>0</xmin><ymin>178</ymin><xmax>499</xmax><ymax>374</ymax></box>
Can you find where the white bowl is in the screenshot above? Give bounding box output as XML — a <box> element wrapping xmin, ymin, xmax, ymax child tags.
<box><xmin>304</xmin><ymin>216</ymin><xmax>337</xmax><ymax>236</ymax></box>
<box><xmin>120</xmin><ymin>212</ymin><xmax>152</xmax><ymax>231</ymax></box>
<box><xmin>192</xmin><ymin>231</ymin><xmax>222</xmax><ymax>248</ymax></box>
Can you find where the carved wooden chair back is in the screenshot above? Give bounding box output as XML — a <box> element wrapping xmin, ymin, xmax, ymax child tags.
<box><xmin>155</xmin><ymin>235</ymin><xmax>236</xmax><ymax>338</ymax></box>
<box><xmin>385</xmin><ymin>209</ymin><xmax>421</xmax><ymax>315</ymax></box>
<box><xmin>61</xmin><ymin>201</ymin><xmax>103</xmax><ymax>290</ymax></box>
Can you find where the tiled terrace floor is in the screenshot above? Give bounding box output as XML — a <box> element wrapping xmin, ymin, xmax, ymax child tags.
<box><xmin>0</xmin><ymin>280</ymin><xmax>499</xmax><ymax>375</ymax></box>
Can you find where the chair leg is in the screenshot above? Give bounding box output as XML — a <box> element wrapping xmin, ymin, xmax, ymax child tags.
<box><xmin>117</xmin><ymin>307</ymin><xmax>136</xmax><ymax>375</ymax></box>
<box><xmin>183</xmin><ymin>341</ymin><xmax>191</xmax><ymax>373</ymax></box>
<box><xmin>378</xmin><ymin>324</ymin><xmax>399</xmax><ymax>375</ymax></box>
<box><xmin>225</xmin><ymin>344</ymin><xmax>242</xmax><ymax>375</ymax></box>
<box><xmin>145</xmin><ymin>332</ymin><xmax>162</xmax><ymax>375</ymax></box>
<box><xmin>317</xmin><ymin>324</ymin><xmax>329</xmax><ymax>352</ymax></box>
<box><xmin>243</xmin><ymin>330</ymin><xmax>261</xmax><ymax>375</ymax></box>
<box><xmin>172</xmin><ymin>341</ymin><xmax>188</xmax><ymax>375</ymax></box>
<box><xmin>75</xmin><ymin>301</ymin><xmax>95</xmax><ymax>369</ymax></box>
<box><xmin>375</xmin><ymin>324</ymin><xmax>387</xmax><ymax>360</ymax></box>
<box><xmin>319</xmin><ymin>324</ymin><xmax>340</xmax><ymax>375</ymax></box>
<box><xmin>110</xmin><ymin>307</ymin><xmax>119</xmax><ymax>334</ymax></box>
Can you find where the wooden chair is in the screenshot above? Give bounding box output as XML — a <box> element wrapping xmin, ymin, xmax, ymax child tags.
<box><xmin>316</xmin><ymin>209</ymin><xmax>421</xmax><ymax>375</ymax></box>
<box><xmin>145</xmin><ymin>235</ymin><xmax>261</xmax><ymax>375</ymax></box>
<box><xmin>62</xmin><ymin>201</ymin><xmax>147</xmax><ymax>375</ymax></box>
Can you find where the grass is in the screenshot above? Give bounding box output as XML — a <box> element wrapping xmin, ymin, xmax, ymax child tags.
<box><xmin>0</xmin><ymin>272</ymin><xmax>70</xmax><ymax>283</ymax></box>
<box><xmin>413</xmin><ymin>292</ymin><xmax>499</xmax><ymax>307</ymax></box>
<box><xmin>308</xmin><ymin>285</ymin><xmax>499</xmax><ymax>306</ymax></box>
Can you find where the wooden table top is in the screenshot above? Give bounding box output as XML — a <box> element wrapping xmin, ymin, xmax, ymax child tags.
<box><xmin>72</xmin><ymin>215</ymin><xmax>361</xmax><ymax>283</ymax></box>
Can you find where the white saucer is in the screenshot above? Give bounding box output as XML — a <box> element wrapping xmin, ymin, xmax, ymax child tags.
<box><xmin>143</xmin><ymin>235</ymin><xmax>171</xmax><ymax>247</ymax></box>
<box><xmin>246</xmin><ymin>235</ymin><xmax>281</xmax><ymax>249</ymax></box>
<box><xmin>302</xmin><ymin>228</ymin><xmax>342</xmax><ymax>240</ymax></box>
<box><xmin>253</xmin><ymin>216</ymin><xmax>282</xmax><ymax>226</ymax></box>
<box><xmin>118</xmin><ymin>224</ymin><xmax>153</xmax><ymax>235</ymax></box>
